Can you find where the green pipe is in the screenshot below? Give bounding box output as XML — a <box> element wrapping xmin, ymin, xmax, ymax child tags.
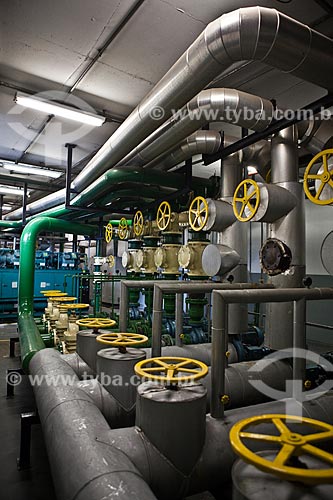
<box><xmin>18</xmin><ymin>217</ymin><xmax>98</xmax><ymax>371</ymax></box>
<box><xmin>0</xmin><ymin>220</ymin><xmax>22</xmax><ymax>229</ymax></box>
<box><xmin>72</xmin><ymin>168</ymin><xmax>215</xmax><ymax>207</ymax></box>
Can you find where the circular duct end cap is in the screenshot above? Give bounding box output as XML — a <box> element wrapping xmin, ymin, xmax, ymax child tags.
<box><xmin>202</xmin><ymin>244</ymin><xmax>240</xmax><ymax>277</ymax></box>
<box><xmin>321</xmin><ymin>231</ymin><xmax>333</xmax><ymax>275</ymax></box>
<box><xmin>260</xmin><ymin>238</ymin><xmax>292</xmax><ymax>276</ymax></box>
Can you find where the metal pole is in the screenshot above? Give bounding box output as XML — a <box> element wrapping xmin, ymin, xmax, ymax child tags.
<box><xmin>211</xmin><ymin>287</ymin><xmax>333</xmax><ymax>419</ymax></box>
<box><xmin>119</xmin><ymin>281</ymin><xmax>129</xmax><ymax>332</ymax></box>
<box><xmin>152</xmin><ymin>285</ymin><xmax>163</xmax><ymax>357</ymax></box>
<box><xmin>293</xmin><ymin>298</ymin><xmax>306</xmax><ymax>382</ymax></box>
<box><xmin>175</xmin><ymin>293</ymin><xmax>183</xmax><ymax>346</ymax></box>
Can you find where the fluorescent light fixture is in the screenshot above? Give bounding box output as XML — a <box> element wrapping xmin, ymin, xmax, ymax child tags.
<box><xmin>15</xmin><ymin>92</ymin><xmax>105</xmax><ymax>127</ymax></box>
<box><xmin>0</xmin><ymin>186</ymin><xmax>30</xmax><ymax>196</ymax></box>
<box><xmin>1</xmin><ymin>204</ymin><xmax>13</xmax><ymax>211</ymax></box>
<box><xmin>2</xmin><ymin>160</ymin><xmax>62</xmax><ymax>179</ymax></box>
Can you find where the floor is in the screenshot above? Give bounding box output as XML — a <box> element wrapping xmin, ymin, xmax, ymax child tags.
<box><xmin>0</xmin><ymin>323</ymin><xmax>56</xmax><ymax>500</ymax></box>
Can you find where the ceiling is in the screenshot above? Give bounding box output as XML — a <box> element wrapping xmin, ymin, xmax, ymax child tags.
<box><xmin>0</xmin><ymin>0</ymin><xmax>332</xmax><ymax>212</ymax></box>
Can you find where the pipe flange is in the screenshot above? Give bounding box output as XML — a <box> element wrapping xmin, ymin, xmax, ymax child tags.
<box><xmin>260</xmin><ymin>238</ymin><xmax>292</xmax><ymax>276</ymax></box>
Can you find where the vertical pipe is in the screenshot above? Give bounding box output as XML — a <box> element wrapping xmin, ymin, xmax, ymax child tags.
<box><xmin>152</xmin><ymin>286</ymin><xmax>163</xmax><ymax>357</ymax></box>
<box><xmin>293</xmin><ymin>298</ymin><xmax>306</xmax><ymax>382</ymax></box>
<box><xmin>266</xmin><ymin>125</ymin><xmax>305</xmax><ymax>349</ymax></box>
<box><xmin>220</xmin><ymin>153</ymin><xmax>248</xmax><ymax>335</ymax></box>
<box><xmin>211</xmin><ymin>291</ymin><xmax>228</xmax><ymax>419</ymax></box>
<box><xmin>119</xmin><ymin>281</ymin><xmax>129</xmax><ymax>332</ymax></box>
<box><xmin>175</xmin><ymin>293</ymin><xmax>184</xmax><ymax>346</ymax></box>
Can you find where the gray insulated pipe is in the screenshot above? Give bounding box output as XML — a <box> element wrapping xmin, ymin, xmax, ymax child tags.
<box><xmin>121</xmin><ymin>88</ymin><xmax>274</xmax><ymax>167</ymax></box>
<box><xmin>145</xmin><ymin>130</ymin><xmax>222</xmax><ymax>171</ymax></box>
<box><xmin>6</xmin><ymin>6</ymin><xmax>333</xmax><ymax>221</ymax></box>
<box><xmin>30</xmin><ymin>349</ymin><xmax>157</xmax><ymax>500</ymax></box>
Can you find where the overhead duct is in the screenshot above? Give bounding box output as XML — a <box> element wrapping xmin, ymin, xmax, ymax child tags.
<box><xmin>146</xmin><ymin>130</ymin><xmax>222</xmax><ymax>171</ymax></box>
<box><xmin>122</xmin><ymin>88</ymin><xmax>274</xmax><ymax>167</ymax></box>
<box><xmin>6</xmin><ymin>6</ymin><xmax>333</xmax><ymax>221</ymax></box>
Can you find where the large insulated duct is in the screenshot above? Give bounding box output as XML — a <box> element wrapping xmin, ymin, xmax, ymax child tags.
<box><xmin>18</xmin><ymin>217</ymin><xmax>98</xmax><ymax>371</ymax></box>
<box><xmin>30</xmin><ymin>349</ymin><xmax>157</xmax><ymax>500</ymax></box>
<box><xmin>265</xmin><ymin>126</ymin><xmax>305</xmax><ymax>350</ymax></box>
<box><xmin>122</xmin><ymin>88</ymin><xmax>274</xmax><ymax>167</ymax></box>
<box><xmin>6</xmin><ymin>7</ymin><xmax>333</xmax><ymax>221</ymax></box>
<box><xmin>145</xmin><ymin>130</ymin><xmax>222</xmax><ymax>171</ymax></box>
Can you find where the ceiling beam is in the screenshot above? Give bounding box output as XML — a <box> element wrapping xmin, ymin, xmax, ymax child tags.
<box><xmin>0</xmin><ymin>173</ymin><xmax>64</xmax><ymax>192</ymax></box>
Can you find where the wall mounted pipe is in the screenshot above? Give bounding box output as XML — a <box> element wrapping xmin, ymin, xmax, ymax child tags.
<box><xmin>6</xmin><ymin>7</ymin><xmax>333</xmax><ymax>221</ymax></box>
<box><xmin>211</xmin><ymin>287</ymin><xmax>333</xmax><ymax>418</ymax></box>
<box><xmin>18</xmin><ymin>217</ymin><xmax>98</xmax><ymax>371</ymax></box>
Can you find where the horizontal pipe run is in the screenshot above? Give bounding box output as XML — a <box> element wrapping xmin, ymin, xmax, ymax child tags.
<box><xmin>152</xmin><ymin>283</ymin><xmax>274</xmax><ymax>358</ymax></box>
<box><xmin>212</xmin><ymin>287</ymin><xmax>333</xmax><ymax>419</ymax></box>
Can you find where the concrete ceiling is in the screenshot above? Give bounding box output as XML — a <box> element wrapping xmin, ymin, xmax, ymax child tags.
<box><xmin>0</xmin><ymin>0</ymin><xmax>332</xmax><ymax>211</ymax></box>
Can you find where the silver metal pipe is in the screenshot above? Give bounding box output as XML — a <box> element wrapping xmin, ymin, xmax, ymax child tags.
<box><xmin>266</xmin><ymin>125</ymin><xmax>305</xmax><ymax>349</ymax></box>
<box><xmin>152</xmin><ymin>283</ymin><xmax>274</xmax><ymax>357</ymax></box>
<box><xmin>144</xmin><ymin>130</ymin><xmax>222</xmax><ymax>171</ymax></box>
<box><xmin>7</xmin><ymin>6</ymin><xmax>333</xmax><ymax>220</ymax></box>
<box><xmin>293</xmin><ymin>297</ymin><xmax>306</xmax><ymax>383</ymax></box>
<box><xmin>211</xmin><ymin>287</ymin><xmax>333</xmax><ymax>418</ymax></box>
<box><xmin>175</xmin><ymin>293</ymin><xmax>183</xmax><ymax>346</ymax></box>
<box><xmin>123</xmin><ymin>88</ymin><xmax>273</xmax><ymax>167</ymax></box>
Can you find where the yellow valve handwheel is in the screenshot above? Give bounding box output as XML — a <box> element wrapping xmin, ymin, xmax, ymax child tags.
<box><xmin>233</xmin><ymin>179</ymin><xmax>260</xmax><ymax>222</ymax></box>
<box><xmin>230</xmin><ymin>414</ymin><xmax>333</xmax><ymax>484</ymax></box>
<box><xmin>96</xmin><ymin>332</ymin><xmax>148</xmax><ymax>346</ymax></box>
<box><xmin>76</xmin><ymin>317</ymin><xmax>116</xmax><ymax>330</ymax></box>
<box><xmin>118</xmin><ymin>217</ymin><xmax>128</xmax><ymax>240</ymax></box>
<box><xmin>304</xmin><ymin>149</ymin><xmax>333</xmax><ymax>205</ymax></box>
<box><xmin>61</xmin><ymin>303</ymin><xmax>90</xmax><ymax>310</ymax></box>
<box><xmin>41</xmin><ymin>290</ymin><xmax>64</xmax><ymax>295</ymax></box>
<box><xmin>51</xmin><ymin>296</ymin><xmax>77</xmax><ymax>302</ymax></box>
<box><xmin>133</xmin><ymin>210</ymin><xmax>144</xmax><ymax>237</ymax></box>
<box><xmin>41</xmin><ymin>291</ymin><xmax>67</xmax><ymax>297</ymax></box>
<box><xmin>106</xmin><ymin>254</ymin><xmax>115</xmax><ymax>267</ymax></box>
<box><xmin>105</xmin><ymin>223</ymin><xmax>113</xmax><ymax>243</ymax></box>
<box><xmin>188</xmin><ymin>196</ymin><xmax>209</xmax><ymax>232</ymax></box>
<box><xmin>156</xmin><ymin>201</ymin><xmax>171</xmax><ymax>231</ymax></box>
<box><xmin>135</xmin><ymin>356</ymin><xmax>208</xmax><ymax>384</ymax></box>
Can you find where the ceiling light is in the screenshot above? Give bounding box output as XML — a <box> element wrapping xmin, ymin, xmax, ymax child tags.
<box><xmin>15</xmin><ymin>92</ymin><xmax>105</xmax><ymax>127</ymax></box>
<box><xmin>0</xmin><ymin>204</ymin><xmax>14</xmax><ymax>211</ymax></box>
<box><xmin>0</xmin><ymin>186</ymin><xmax>30</xmax><ymax>196</ymax></box>
<box><xmin>2</xmin><ymin>160</ymin><xmax>62</xmax><ymax>179</ymax></box>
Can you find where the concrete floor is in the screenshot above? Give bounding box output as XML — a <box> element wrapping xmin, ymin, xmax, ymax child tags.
<box><xmin>0</xmin><ymin>324</ymin><xmax>56</xmax><ymax>500</ymax></box>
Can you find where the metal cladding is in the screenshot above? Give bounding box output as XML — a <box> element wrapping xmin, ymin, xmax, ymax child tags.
<box><xmin>202</xmin><ymin>244</ymin><xmax>240</xmax><ymax>278</ymax></box>
<box><xmin>124</xmin><ymin>88</ymin><xmax>274</xmax><ymax>167</ymax></box>
<box><xmin>96</xmin><ymin>347</ymin><xmax>146</xmax><ymax>411</ymax></box>
<box><xmin>6</xmin><ymin>6</ymin><xmax>333</xmax><ymax>220</ymax></box>
<box><xmin>146</xmin><ymin>130</ymin><xmax>222</xmax><ymax>171</ymax></box>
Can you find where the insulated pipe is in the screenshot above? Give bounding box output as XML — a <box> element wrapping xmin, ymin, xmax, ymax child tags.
<box><xmin>122</xmin><ymin>89</ymin><xmax>274</xmax><ymax>167</ymax></box>
<box><xmin>18</xmin><ymin>217</ymin><xmax>98</xmax><ymax>371</ymax></box>
<box><xmin>211</xmin><ymin>287</ymin><xmax>333</xmax><ymax>418</ymax></box>
<box><xmin>108</xmin><ymin>393</ymin><xmax>333</xmax><ymax>499</ymax></box>
<box><xmin>145</xmin><ymin>130</ymin><xmax>222</xmax><ymax>171</ymax></box>
<box><xmin>6</xmin><ymin>7</ymin><xmax>333</xmax><ymax>221</ymax></box>
<box><xmin>29</xmin><ymin>349</ymin><xmax>157</xmax><ymax>500</ymax></box>
<box><xmin>266</xmin><ymin>126</ymin><xmax>305</xmax><ymax>350</ymax></box>
<box><xmin>219</xmin><ymin>150</ymin><xmax>248</xmax><ymax>335</ymax></box>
